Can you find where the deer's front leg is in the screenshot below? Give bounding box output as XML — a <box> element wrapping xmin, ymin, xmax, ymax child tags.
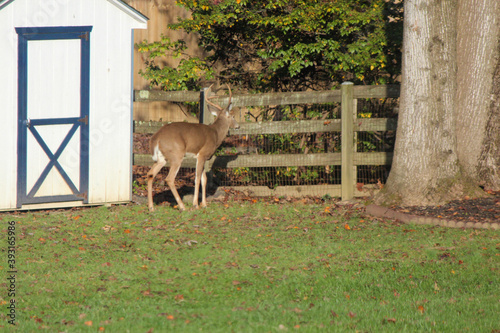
<box><xmin>200</xmin><ymin>169</ymin><xmax>208</xmax><ymax>208</ymax></box>
<box><xmin>193</xmin><ymin>158</ymin><xmax>205</xmax><ymax>209</ymax></box>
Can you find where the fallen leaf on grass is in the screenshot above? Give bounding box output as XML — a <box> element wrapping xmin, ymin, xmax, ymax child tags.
<box><xmin>418</xmin><ymin>305</ymin><xmax>425</xmax><ymax>314</ymax></box>
<box><xmin>344</xmin><ymin>224</ymin><xmax>351</xmax><ymax>230</ymax></box>
<box><xmin>60</xmin><ymin>319</ymin><xmax>75</xmax><ymax>326</ymax></box>
<box><xmin>84</xmin><ymin>320</ymin><xmax>92</xmax><ymax>326</ymax></box>
<box><xmin>348</xmin><ymin>311</ymin><xmax>356</xmax><ymax>318</ymax></box>
<box><xmin>383</xmin><ymin>317</ymin><xmax>397</xmax><ymax>324</ymax></box>
<box><xmin>158</xmin><ymin>313</ymin><xmax>174</xmax><ymax>320</ymax></box>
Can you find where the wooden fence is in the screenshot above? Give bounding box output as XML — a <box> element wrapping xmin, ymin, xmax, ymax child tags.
<box><xmin>133</xmin><ymin>83</ymin><xmax>399</xmax><ymax>200</ymax></box>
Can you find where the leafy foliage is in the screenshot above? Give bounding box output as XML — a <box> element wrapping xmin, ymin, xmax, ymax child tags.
<box><xmin>136</xmin><ymin>0</ymin><xmax>403</xmax><ymax>92</ymax></box>
<box><xmin>137</xmin><ymin>36</ymin><xmax>214</xmax><ymax>91</ymax></box>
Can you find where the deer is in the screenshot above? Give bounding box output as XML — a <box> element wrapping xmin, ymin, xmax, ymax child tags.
<box><xmin>147</xmin><ymin>84</ymin><xmax>239</xmax><ymax>212</ymax></box>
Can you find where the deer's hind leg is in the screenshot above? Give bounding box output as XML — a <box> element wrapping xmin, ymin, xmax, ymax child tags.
<box><xmin>147</xmin><ymin>159</ymin><xmax>167</xmax><ymax>212</ymax></box>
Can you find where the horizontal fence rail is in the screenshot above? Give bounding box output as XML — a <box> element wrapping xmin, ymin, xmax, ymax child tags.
<box><xmin>134</xmin><ymin>84</ymin><xmax>400</xmax><ymax>105</ymax></box>
<box><xmin>133</xmin><ymin>83</ymin><xmax>399</xmax><ymax>200</ymax></box>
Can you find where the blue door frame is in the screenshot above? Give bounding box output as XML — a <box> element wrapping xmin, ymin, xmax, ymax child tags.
<box><xmin>16</xmin><ymin>26</ymin><xmax>92</xmax><ymax>207</ymax></box>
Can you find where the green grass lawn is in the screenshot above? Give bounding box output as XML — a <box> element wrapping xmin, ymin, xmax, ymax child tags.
<box><xmin>1</xmin><ymin>199</ymin><xmax>499</xmax><ymax>332</ymax></box>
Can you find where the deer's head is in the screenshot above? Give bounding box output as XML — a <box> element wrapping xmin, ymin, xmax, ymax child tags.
<box><xmin>205</xmin><ymin>84</ymin><xmax>239</xmax><ymax>129</ymax></box>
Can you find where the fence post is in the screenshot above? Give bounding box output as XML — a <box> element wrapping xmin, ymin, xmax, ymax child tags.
<box><xmin>199</xmin><ymin>87</ymin><xmax>215</xmax><ymax>190</ymax></box>
<box><xmin>341</xmin><ymin>82</ymin><xmax>354</xmax><ymax>201</ymax></box>
<box><xmin>199</xmin><ymin>87</ymin><xmax>215</xmax><ymax>125</ymax></box>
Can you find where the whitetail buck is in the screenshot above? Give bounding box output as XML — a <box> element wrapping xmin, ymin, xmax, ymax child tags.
<box><xmin>147</xmin><ymin>84</ymin><xmax>239</xmax><ymax>211</ymax></box>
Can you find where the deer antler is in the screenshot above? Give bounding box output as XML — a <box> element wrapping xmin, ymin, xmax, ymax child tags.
<box><xmin>205</xmin><ymin>84</ymin><xmax>223</xmax><ymax>112</ymax></box>
<box><xmin>205</xmin><ymin>84</ymin><xmax>232</xmax><ymax>112</ymax></box>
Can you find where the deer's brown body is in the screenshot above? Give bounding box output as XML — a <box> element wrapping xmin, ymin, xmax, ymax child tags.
<box><xmin>147</xmin><ymin>85</ymin><xmax>238</xmax><ymax>211</ymax></box>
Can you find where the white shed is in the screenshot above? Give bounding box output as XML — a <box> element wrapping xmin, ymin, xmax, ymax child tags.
<box><xmin>0</xmin><ymin>0</ymin><xmax>148</xmax><ymax>210</ymax></box>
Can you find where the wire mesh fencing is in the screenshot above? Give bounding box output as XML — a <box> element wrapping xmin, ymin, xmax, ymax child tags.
<box><xmin>214</xmin><ymin>102</ymin><xmax>342</xmax><ymax>190</ymax></box>
<box><xmin>354</xmin><ymin>98</ymin><xmax>398</xmax><ymax>187</ymax></box>
<box><xmin>133</xmin><ymin>84</ymin><xmax>399</xmax><ymax>199</ymax></box>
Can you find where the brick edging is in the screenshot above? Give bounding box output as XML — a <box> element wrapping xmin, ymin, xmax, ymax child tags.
<box><xmin>365</xmin><ymin>204</ymin><xmax>500</xmax><ymax>230</ymax></box>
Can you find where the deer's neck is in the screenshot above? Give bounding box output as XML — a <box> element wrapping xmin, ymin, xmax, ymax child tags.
<box><xmin>209</xmin><ymin>116</ymin><xmax>230</xmax><ymax>146</ymax></box>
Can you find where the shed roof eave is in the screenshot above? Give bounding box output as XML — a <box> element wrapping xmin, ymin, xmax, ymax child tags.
<box><xmin>0</xmin><ymin>0</ymin><xmax>149</xmax><ymax>25</ymax></box>
<box><xmin>108</xmin><ymin>0</ymin><xmax>149</xmax><ymax>24</ymax></box>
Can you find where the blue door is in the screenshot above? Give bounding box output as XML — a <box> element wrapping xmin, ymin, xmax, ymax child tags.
<box><xmin>16</xmin><ymin>26</ymin><xmax>92</xmax><ymax>207</ymax></box>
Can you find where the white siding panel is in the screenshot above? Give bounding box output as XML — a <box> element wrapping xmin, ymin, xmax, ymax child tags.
<box><xmin>87</xmin><ymin>0</ymin><xmax>134</xmax><ymax>204</ymax></box>
<box><xmin>87</xmin><ymin>0</ymin><xmax>109</xmax><ymax>203</ymax></box>
<box><xmin>0</xmin><ymin>6</ymin><xmax>17</xmax><ymax>209</ymax></box>
<box><xmin>108</xmin><ymin>8</ymin><xmax>133</xmax><ymax>203</ymax></box>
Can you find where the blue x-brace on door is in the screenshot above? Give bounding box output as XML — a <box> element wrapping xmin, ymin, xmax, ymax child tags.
<box><xmin>17</xmin><ymin>26</ymin><xmax>92</xmax><ymax>207</ymax></box>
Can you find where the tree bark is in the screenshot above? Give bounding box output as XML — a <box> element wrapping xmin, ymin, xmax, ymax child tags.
<box><xmin>478</xmin><ymin>44</ymin><xmax>500</xmax><ymax>191</ymax></box>
<box><xmin>376</xmin><ymin>0</ymin><xmax>483</xmax><ymax>206</ymax></box>
<box><xmin>455</xmin><ymin>0</ymin><xmax>500</xmax><ymax>191</ymax></box>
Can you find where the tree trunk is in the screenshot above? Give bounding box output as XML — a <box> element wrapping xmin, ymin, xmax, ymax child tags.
<box><xmin>455</xmin><ymin>0</ymin><xmax>500</xmax><ymax>191</ymax></box>
<box><xmin>376</xmin><ymin>0</ymin><xmax>483</xmax><ymax>206</ymax></box>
